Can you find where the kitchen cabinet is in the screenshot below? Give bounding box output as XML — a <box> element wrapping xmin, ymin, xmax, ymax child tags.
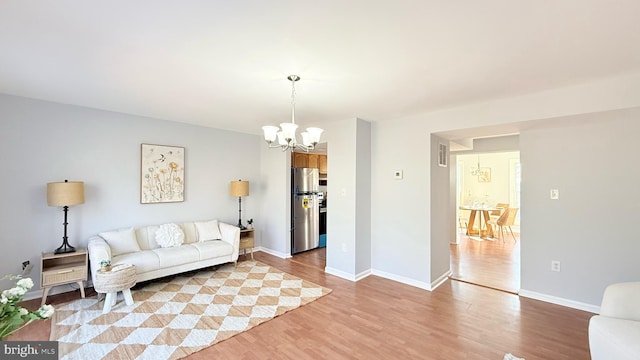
<box><xmin>292</xmin><ymin>152</ymin><xmax>327</xmax><ymax>173</ymax></box>
<box><xmin>293</xmin><ymin>152</ymin><xmax>308</xmax><ymax>168</ymax></box>
<box><xmin>319</xmin><ymin>155</ymin><xmax>327</xmax><ymax>174</ymax></box>
<box><xmin>307</xmin><ymin>154</ymin><xmax>319</xmax><ymax>168</ymax></box>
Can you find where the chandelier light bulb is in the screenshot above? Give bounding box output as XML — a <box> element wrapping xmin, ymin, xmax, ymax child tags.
<box><xmin>279</xmin><ymin>122</ymin><xmax>298</xmax><ymax>143</ymax></box>
<box><xmin>305</xmin><ymin>127</ymin><xmax>323</xmax><ymax>144</ymax></box>
<box><xmin>301</xmin><ymin>131</ymin><xmax>311</xmax><ymax>146</ymax></box>
<box><xmin>262</xmin><ymin>126</ymin><xmax>279</xmax><ymax>143</ymax></box>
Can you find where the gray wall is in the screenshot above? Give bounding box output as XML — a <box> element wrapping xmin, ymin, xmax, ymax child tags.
<box><xmin>355</xmin><ymin>119</ymin><xmax>372</xmax><ymax>275</ymax></box>
<box><xmin>457</xmin><ymin>135</ymin><xmax>520</xmax><ymax>155</ymax></box>
<box><xmin>519</xmin><ymin>110</ymin><xmax>640</xmax><ymax>305</ymax></box>
<box><xmin>430</xmin><ymin>134</ymin><xmax>452</xmax><ymax>285</ymax></box>
<box><xmin>257</xmin><ymin>146</ymin><xmax>291</xmax><ymax>257</ymax></box>
<box><xmin>3</xmin><ymin>69</ymin><xmax>640</xmax><ymax>310</ymax></box>
<box><xmin>371</xmin><ymin>72</ymin><xmax>640</xmax><ymax>308</ymax></box>
<box><xmin>324</xmin><ymin>118</ymin><xmax>358</xmax><ymax>278</ymax></box>
<box><xmin>0</xmin><ymin>94</ymin><xmax>260</xmax><ymax>292</ymax></box>
<box><xmin>371</xmin><ymin>116</ymin><xmax>431</xmax><ymax>288</ymax></box>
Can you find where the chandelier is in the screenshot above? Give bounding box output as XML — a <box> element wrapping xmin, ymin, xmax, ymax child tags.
<box><xmin>470</xmin><ymin>155</ymin><xmax>482</xmax><ymax>176</ymax></box>
<box><xmin>262</xmin><ymin>75</ymin><xmax>323</xmax><ymax>152</ymax></box>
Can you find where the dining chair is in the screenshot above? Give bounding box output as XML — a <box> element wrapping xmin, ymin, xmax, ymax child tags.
<box><xmin>458</xmin><ymin>216</ymin><xmax>468</xmax><ymax>231</ymax></box>
<box><xmin>458</xmin><ymin>209</ymin><xmax>470</xmax><ymax>238</ymax></box>
<box><xmin>488</xmin><ymin>207</ymin><xmax>519</xmax><ymax>242</ymax></box>
<box><xmin>490</xmin><ymin>203</ymin><xmax>509</xmax><ymax>222</ymax></box>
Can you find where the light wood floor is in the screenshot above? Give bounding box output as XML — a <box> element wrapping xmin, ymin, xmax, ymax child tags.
<box><xmin>11</xmin><ymin>249</ymin><xmax>593</xmax><ymax>359</ymax></box>
<box><xmin>291</xmin><ymin>246</ymin><xmax>327</xmax><ymax>270</ymax></box>
<box><xmin>450</xmin><ymin>230</ymin><xmax>521</xmax><ymax>293</ymax></box>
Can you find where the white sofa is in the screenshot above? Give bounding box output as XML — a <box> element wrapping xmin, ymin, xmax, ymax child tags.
<box><xmin>88</xmin><ymin>220</ymin><xmax>240</xmax><ymax>284</ymax></box>
<box><xmin>589</xmin><ymin>282</ymin><xmax>640</xmax><ymax>360</ymax></box>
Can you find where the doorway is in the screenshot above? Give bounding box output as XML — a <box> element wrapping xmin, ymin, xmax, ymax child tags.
<box><xmin>450</xmin><ymin>151</ymin><xmax>521</xmax><ymax>293</ymax></box>
<box><xmin>290</xmin><ymin>142</ymin><xmax>328</xmax><ymax>271</ymax></box>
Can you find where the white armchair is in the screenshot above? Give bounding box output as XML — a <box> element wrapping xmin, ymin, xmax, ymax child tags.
<box><xmin>589</xmin><ymin>282</ymin><xmax>640</xmax><ymax>360</ymax></box>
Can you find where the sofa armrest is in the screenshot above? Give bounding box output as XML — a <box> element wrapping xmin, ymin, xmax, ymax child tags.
<box><xmin>87</xmin><ymin>236</ymin><xmax>112</xmax><ymax>284</ymax></box>
<box><xmin>589</xmin><ymin>316</ymin><xmax>640</xmax><ymax>360</ymax></box>
<box><xmin>219</xmin><ymin>222</ymin><xmax>240</xmax><ymax>261</ymax></box>
<box><xmin>600</xmin><ymin>282</ymin><xmax>640</xmax><ymax>320</ymax></box>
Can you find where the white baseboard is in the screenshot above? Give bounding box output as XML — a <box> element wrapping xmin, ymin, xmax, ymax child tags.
<box><xmin>324</xmin><ymin>267</ymin><xmax>441</xmax><ymax>291</ymax></box>
<box><xmin>324</xmin><ymin>266</ymin><xmax>356</xmax><ymax>281</ymax></box>
<box><xmin>431</xmin><ymin>270</ymin><xmax>452</xmax><ymax>290</ymax></box>
<box><xmin>254</xmin><ymin>247</ymin><xmax>291</xmax><ymax>259</ymax></box>
<box><xmin>23</xmin><ymin>289</ymin><xmax>43</xmax><ymax>302</ymax></box>
<box><xmin>371</xmin><ymin>269</ymin><xmax>431</xmax><ymax>291</ymax></box>
<box><xmin>519</xmin><ymin>289</ymin><xmax>600</xmax><ymax>314</ymax></box>
<box><xmin>355</xmin><ymin>269</ymin><xmax>372</xmax><ymax>281</ymax></box>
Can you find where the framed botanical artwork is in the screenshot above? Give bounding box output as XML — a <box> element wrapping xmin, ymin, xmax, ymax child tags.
<box><xmin>478</xmin><ymin>167</ymin><xmax>492</xmax><ymax>183</ymax></box>
<box><xmin>140</xmin><ymin>144</ymin><xmax>185</xmax><ymax>204</ymax></box>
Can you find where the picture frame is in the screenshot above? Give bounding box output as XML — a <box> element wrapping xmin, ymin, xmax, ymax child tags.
<box><xmin>140</xmin><ymin>144</ymin><xmax>185</xmax><ymax>204</ymax></box>
<box><xmin>478</xmin><ymin>167</ymin><xmax>491</xmax><ymax>183</ymax></box>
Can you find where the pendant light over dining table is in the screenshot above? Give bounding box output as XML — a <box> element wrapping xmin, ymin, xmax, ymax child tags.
<box><xmin>470</xmin><ymin>155</ymin><xmax>482</xmax><ymax>176</ymax></box>
<box><xmin>262</xmin><ymin>75</ymin><xmax>323</xmax><ymax>152</ymax></box>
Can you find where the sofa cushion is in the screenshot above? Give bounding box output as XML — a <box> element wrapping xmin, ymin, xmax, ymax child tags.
<box><xmin>152</xmin><ymin>245</ymin><xmax>200</xmax><ymax>269</ymax></box>
<box><xmin>155</xmin><ymin>223</ymin><xmax>185</xmax><ymax>248</ymax></box>
<box><xmin>189</xmin><ymin>241</ymin><xmax>234</xmax><ymax>260</ymax></box>
<box><xmin>180</xmin><ymin>222</ymin><xmax>198</xmax><ymax>244</ymax></box>
<box><xmin>112</xmin><ymin>250</ymin><xmax>160</xmax><ymax>275</ymax></box>
<box><xmin>194</xmin><ymin>220</ymin><xmax>222</xmax><ymax>241</ymax></box>
<box><xmin>589</xmin><ymin>316</ymin><xmax>640</xmax><ymax>360</ymax></box>
<box><xmin>136</xmin><ymin>225</ymin><xmax>160</xmax><ymax>250</ymax></box>
<box><xmin>99</xmin><ymin>228</ymin><xmax>140</xmax><ymax>256</ymax></box>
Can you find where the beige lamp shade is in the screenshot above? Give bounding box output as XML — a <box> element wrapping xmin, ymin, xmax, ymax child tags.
<box><xmin>47</xmin><ymin>181</ymin><xmax>85</xmax><ymax>206</ymax></box>
<box><xmin>230</xmin><ymin>180</ymin><xmax>249</xmax><ymax>197</ymax></box>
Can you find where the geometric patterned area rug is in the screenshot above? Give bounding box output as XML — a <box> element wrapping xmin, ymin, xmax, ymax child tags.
<box><xmin>50</xmin><ymin>260</ymin><xmax>332</xmax><ymax>360</ymax></box>
<box><xmin>504</xmin><ymin>354</ymin><xmax>525</xmax><ymax>360</ymax></box>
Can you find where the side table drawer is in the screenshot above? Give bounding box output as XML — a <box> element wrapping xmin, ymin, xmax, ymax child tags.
<box><xmin>240</xmin><ymin>238</ymin><xmax>254</xmax><ymax>249</ymax></box>
<box><xmin>42</xmin><ymin>265</ymin><xmax>86</xmax><ymax>286</ymax></box>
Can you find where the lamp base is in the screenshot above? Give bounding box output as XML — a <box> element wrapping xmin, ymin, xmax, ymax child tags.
<box><xmin>237</xmin><ymin>220</ymin><xmax>247</xmax><ymax>230</ymax></box>
<box><xmin>54</xmin><ymin>240</ymin><xmax>76</xmax><ymax>254</ymax></box>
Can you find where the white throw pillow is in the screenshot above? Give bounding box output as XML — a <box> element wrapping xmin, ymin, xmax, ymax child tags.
<box><xmin>155</xmin><ymin>223</ymin><xmax>185</xmax><ymax>248</ymax></box>
<box><xmin>194</xmin><ymin>220</ymin><xmax>222</xmax><ymax>241</ymax></box>
<box><xmin>99</xmin><ymin>227</ymin><xmax>140</xmax><ymax>256</ymax></box>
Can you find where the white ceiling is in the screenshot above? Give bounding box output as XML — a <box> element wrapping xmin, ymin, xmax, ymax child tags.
<box><xmin>1</xmin><ymin>1</ymin><xmax>640</xmax><ymax>136</ymax></box>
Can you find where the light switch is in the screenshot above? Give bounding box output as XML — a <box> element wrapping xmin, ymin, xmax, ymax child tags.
<box><xmin>550</xmin><ymin>189</ymin><xmax>559</xmax><ymax>200</ymax></box>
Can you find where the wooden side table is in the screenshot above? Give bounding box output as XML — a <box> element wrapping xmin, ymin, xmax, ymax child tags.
<box><xmin>40</xmin><ymin>249</ymin><xmax>87</xmax><ymax>305</ymax></box>
<box><xmin>239</xmin><ymin>228</ymin><xmax>255</xmax><ymax>259</ymax></box>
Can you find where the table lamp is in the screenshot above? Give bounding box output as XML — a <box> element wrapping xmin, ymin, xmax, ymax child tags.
<box><xmin>230</xmin><ymin>180</ymin><xmax>249</xmax><ymax>230</ymax></box>
<box><xmin>47</xmin><ymin>179</ymin><xmax>85</xmax><ymax>254</ymax></box>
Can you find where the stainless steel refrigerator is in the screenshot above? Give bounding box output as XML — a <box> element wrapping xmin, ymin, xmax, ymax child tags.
<box><xmin>291</xmin><ymin>168</ymin><xmax>320</xmax><ymax>254</ymax></box>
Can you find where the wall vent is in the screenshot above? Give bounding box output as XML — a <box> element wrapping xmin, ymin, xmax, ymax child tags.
<box><xmin>438</xmin><ymin>143</ymin><xmax>448</xmax><ymax>167</ymax></box>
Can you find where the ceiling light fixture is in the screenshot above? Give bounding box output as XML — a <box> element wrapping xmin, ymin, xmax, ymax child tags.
<box><xmin>262</xmin><ymin>75</ymin><xmax>323</xmax><ymax>152</ymax></box>
<box><xmin>470</xmin><ymin>155</ymin><xmax>482</xmax><ymax>176</ymax></box>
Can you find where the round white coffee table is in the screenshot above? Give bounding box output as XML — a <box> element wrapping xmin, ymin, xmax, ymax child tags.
<box><xmin>94</xmin><ymin>264</ymin><xmax>137</xmax><ymax>313</ymax></box>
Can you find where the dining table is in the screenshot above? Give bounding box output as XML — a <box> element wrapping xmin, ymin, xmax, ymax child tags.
<box><xmin>459</xmin><ymin>205</ymin><xmax>502</xmax><ymax>239</ymax></box>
